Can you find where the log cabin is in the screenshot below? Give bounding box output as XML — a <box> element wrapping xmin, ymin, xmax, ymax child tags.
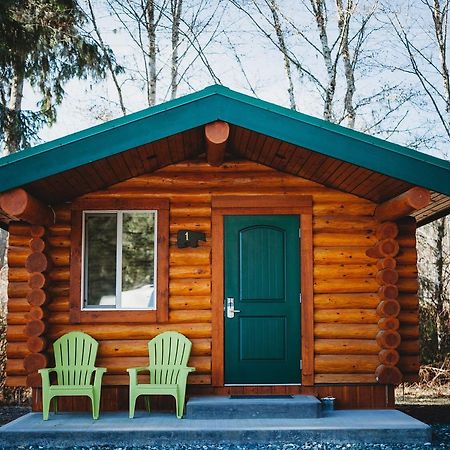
<box><xmin>1</xmin><ymin>85</ymin><xmax>450</xmax><ymax>412</ymax></box>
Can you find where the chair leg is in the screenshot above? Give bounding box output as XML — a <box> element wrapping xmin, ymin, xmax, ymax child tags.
<box><xmin>129</xmin><ymin>393</ymin><xmax>138</xmax><ymax>419</ymax></box>
<box><xmin>42</xmin><ymin>393</ymin><xmax>51</xmax><ymax>421</ymax></box>
<box><xmin>175</xmin><ymin>395</ymin><xmax>183</xmax><ymax>419</ymax></box>
<box><xmin>53</xmin><ymin>397</ymin><xmax>58</xmax><ymax>414</ymax></box>
<box><xmin>144</xmin><ymin>396</ymin><xmax>151</xmax><ymax>413</ymax></box>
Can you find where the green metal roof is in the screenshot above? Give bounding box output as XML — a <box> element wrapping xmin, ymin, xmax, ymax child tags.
<box><xmin>1</xmin><ymin>84</ymin><xmax>450</xmax><ymax>196</ymax></box>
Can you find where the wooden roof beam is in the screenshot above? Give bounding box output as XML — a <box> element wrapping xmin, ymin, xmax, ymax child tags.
<box><xmin>0</xmin><ymin>188</ymin><xmax>55</xmax><ymax>226</ymax></box>
<box><xmin>374</xmin><ymin>187</ymin><xmax>431</xmax><ymax>222</ymax></box>
<box><xmin>205</xmin><ymin>121</ymin><xmax>229</xmax><ymax>166</ymax></box>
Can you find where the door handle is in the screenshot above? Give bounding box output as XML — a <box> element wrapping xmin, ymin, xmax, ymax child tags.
<box><xmin>226</xmin><ymin>297</ymin><xmax>240</xmax><ymax>318</ymax></box>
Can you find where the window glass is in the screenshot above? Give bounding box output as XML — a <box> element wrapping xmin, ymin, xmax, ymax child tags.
<box><xmin>83</xmin><ymin>211</ymin><xmax>156</xmax><ymax>310</ymax></box>
<box><xmin>84</xmin><ymin>213</ymin><xmax>117</xmax><ymax>307</ymax></box>
<box><xmin>121</xmin><ymin>212</ymin><xmax>156</xmax><ymax>309</ymax></box>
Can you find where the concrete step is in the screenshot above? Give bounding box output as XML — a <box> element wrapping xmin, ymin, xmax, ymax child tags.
<box><xmin>185</xmin><ymin>395</ymin><xmax>322</xmax><ymax>419</ymax></box>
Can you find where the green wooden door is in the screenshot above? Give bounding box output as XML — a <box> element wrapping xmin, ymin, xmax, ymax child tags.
<box><xmin>224</xmin><ymin>215</ymin><xmax>301</xmax><ymax>384</ymax></box>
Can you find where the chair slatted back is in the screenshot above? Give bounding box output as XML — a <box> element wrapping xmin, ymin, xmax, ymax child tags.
<box><xmin>53</xmin><ymin>331</ymin><xmax>98</xmax><ymax>386</ymax></box>
<box><xmin>148</xmin><ymin>331</ymin><xmax>192</xmax><ymax>384</ymax></box>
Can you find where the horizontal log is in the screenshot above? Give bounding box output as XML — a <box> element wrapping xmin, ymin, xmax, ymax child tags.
<box><xmin>46</xmin><ymin>297</ymin><xmax>69</xmax><ymax>312</ymax></box>
<box><xmin>25</xmin><ymin>252</ymin><xmax>52</xmax><ymax>273</ymax></box>
<box><xmin>313</xmin><ymin>233</ymin><xmax>376</xmax><ymax>247</ymax></box>
<box><xmin>376</xmin><ymin>330</ymin><xmax>401</xmax><ymax>349</ymax></box>
<box><xmin>366</xmin><ymin>239</ymin><xmax>399</xmax><ymax>259</ymax></box>
<box><xmin>96</xmin><ymin>356</ymin><xmax>210</xmax><ymax>374</ymax></box>
<box><xmin>8</xmin><ymin>267</ymin><xmax>29</xmax><ymax>282</ymax></box>
<box><xmin>377</xmin><ymin>317</ymin><xmax>400</xmax><ymax>330</ymax></box>
<box><xmin>314</xmin><ymin>248</ymin><xmax>372</xmax><ymax>264</ymax></box>
<box><xmin>27</xmin><ymin>289</ymin><xmax>48</xmax><ymax>306</ymax></box>
<box><xmin>397</xmin><ymin>278</ymin><xmax>419</xmax><ymax>293</ymax></box>
<box><xmin>9</xmin><ymin>235</ymin><xmax>32</xmax><ymax>247</ymax></box>
<box><xmin>169</xmin><ymin>296</ymin><xmax>211</xmax><ymax>310</ymax></box>
<box><xmin>47</xmin><ymin>236</ymin><xmax>71</xmax><ymax>248</ymax></box>
<box><xmin>169</xmin><ymin>265</ymin><xmax>211</xmax><ymax>279</ymax></box>
<box><xmin>314</xmin><ymin>309</ymin><xmax>378</xmax><ymax>324</ymax></box>
<box><xmin>8</xmin><ymin>282</ymin><xmax>30</xmax><ymax>299</ymax></box>
<box><xmin>315</xmin><ymin>355</ymin><xmax>379</xmax><ymax>373</ymax></box>
<box><xmin>6</xmin><ymin>246</ymin><xmax>30</xmax><ymax>266</ymax></box>
<box><xmin>7</xmin><ymin>342</ymin><xmax>28</xmax><ymax>358</ymax></box>
<box><xmin>396</xmin><ymin>265</ymin><xmax>417</xmax><ymax>279</ymax></box>
<box><xmin>48</xmin><ymin>224</ymin><xmax>71</xmax><ymax>236</ymax></box>
<box><xmin>48</xmin><ymin>248</ymin><xmax>70</xmax><ymax>267</ymax></box>
<box><xmin>28</xmin><ymin>272</ymin><xmax>46</xmax><ymax>289</ymax></box>
<box><xmin>375</xmin><ymin>269</ymin><xmax>398</xmax><ymax>286</ymax></box>
<box><xmin>376</xmin><ymin>257</ymin><xmax>397</xmax><ymax>270</ymax></box>
<box><xmin>53</xmin><ymin>206</ymin><xmax>71</xmax><ymax>223</ymax></box>
<box><xmin>314</xmin><ymin>373</ymin><xmax>376</xmax><ymax>383</ymax></box>
<box><xmin>49</xmin><ymin>323</ymin><xmax>212</xmax><ymax>341</ymax></box>
<box><xmin>168</xmin><ymin>309</ymin><xmax>212</xmax><ymax>323</ymax></box>
<box><xmin>48</xmin><ymin>268</ymin><xmax>70</xmax><ymax>282</ymax></box>
<box><xmin>376</xmin><ymin>300</ymin><xmax>400</xmax><ymax>317</ymax></box>
<box><xmin>47</xmin><ymin>313</ymin><xmax>70</xmax><ymax>325</ymax></box>
<box><xmin>396</xmin><ymin>248</ymin><xmax>417</xmax><ymax>265</ymax></box>
<box><xmin>6</xmin><ymin>359</ymin><xmax>27</xmax><ymax>375</ymax></box>
<box><xmin>398</xmin><ymin>325</ymin><xmax>420</xmax><ymax>339</ymax></box>
<box><xmin>397</xmin><ymin>235</ymin><xmax>416</xmax><ymax>247</ymax></box>
<box><xmin>314</xmin><ymin>339</ymin><xmax>380</xmax><ymax>355</ymax></box>
<box><xmin>7</xmin><ymin>312</ymin><xmax>27</xmax><ymax>325</ymax></box>
<box><xmin>313</xmin><ymin>217</ymin><xmax>377</xmax><ymax>233</ymax></box>
<box><xmin>96</xmin><ymin>338</ymin><xmax>211</xmax><ymax>358</ymax></box>
<box><xmin>313</xmin><ymin>202</ymin><xmax>375</xmax><ymax>216</ymax></box>
<box><xmin>170</xmin><ymin>248</ymin><xmax>210</xmax><ymax>266</ymax></box>
<box><xmin>170</xmin><ymin>204</ymin><xmax>211</xmax><ymax>218</ymax></box>
<box><xmin>375</xmin><ymin>222</ymin><xmax>399</xmax><ymax>240</ymax></box>
<box><xmin>314</xmin><ymin>293</ymin><xmax>379</xmax><ymax>310</ymax></box>
<box><xmin>398</xmin><ymin>356</ymin><xmax>420</xmax><ymax>373</ymax></box>
<box><xmin>0</xmin><ymin>188</ymin><xmax>54</xmax><ymax>225</ymax></box>
<box><xmin>170</xmin><ymin>218</ymin><xmax>211</xmax><ymax>233</ymax></box>
<box><xmin>30</xmin><ymin>225</ymin><xmax>46</xmax><ymax>238</ymax></box>
<box><xmin>314</xmin><ymin>264</ymin><xmax>376</xmax><ymax>279</ymax></box>
<box><xmin>314</xmin><ymin>323</ymin><xmax>378</xmax><ymax>339</ymax></box>
<box><xmin>314</xmin><ymin>278</ymin><xmax>378</xmax><ymax>294</ymax></box>
<box><xmin>375</xmin><ymin>365</ymin><xmax>403</xmax><ymax>384</ymax></box>
<box><xmin>24</xmin><ymin>320</ymin><xmax>46</xmax><ymax>337</ymax></box>
<box><xmin>6</xmin><ymin>325</ymin><xmax>26</xmax><ymax>342</ymax></box>
<box><xmin>47</xmin><ymin>282</ymin><xmax>69</xmax><ymax>297</ymax></box>
<box><xmin>374</xmin><ymin>187</ymin><xmax>430</xmax><ymax>221</ymax></box>
<box><xmin>169</xmin><ymin>279</ymin><xmax>211</xmax><ymax>296</ymax></box>
<box><xmin>23</xmin><ymin>353</ymin><xmax>48</xmax><ymax>373</ymax></box>
<box><xmin>5</xmin><ymin>376</ymin><xmax>27</xmax><ymax>386</ymax></box>
<box><xmin>398</xmin><ymin>310</ymin><xmax>419</xmax><ymax>325</ymax></box>
<box><xmin>100</xmin><ymin>373</ymin><xmax>210</xmax><ymax>386</ymax></box>
<box><xmin>397</xmin><ymin>340</ymin><xmax>420</xmax><ymax>355</ymax></box>
<box><xmin>8</xmin><ymin>222</ymin><xmax>31</xmax><ymax>236</ymax></box>
<box><xmin>378</xmin><ymin>349</ymin><xmax>400</xmax><ymax>366</ymax></box>
<box><xmin>7</xmin><ymin>298</ymin><xmax>29</xmax><ymax>312</ymax></box>
<box><xmin>378</xmin><ymin>285</ymin><xmax>398</xmax><ymax>300</ymax></box>
<box><xmin>26</xmin><ymin>372</ymin><xmax>41</xmax><ymax>388</ymax></box>
<box><xmin>27</xmin><ymin>336</ymin><xmax>47</xmax><ymax>353</ymax></box>
<box><xmin>397</xmin><ymin>294</ymin><xmax>419</xmax><ymax>310</ymax></box>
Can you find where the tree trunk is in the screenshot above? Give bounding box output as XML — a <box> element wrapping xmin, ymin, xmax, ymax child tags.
<box><xmin>5</xmin><ymin>70</ymin><xmax>24</xmax><ymax>154</ymax></box>
<box><xmin>170</xmin><ymin>0</ymin><xmax>183</xmax><ymax>99</ymax></box>
<box><xmin>146</xmin><ymin>0</ymin><xmax>157</xmax><ymax>106</ymax></box>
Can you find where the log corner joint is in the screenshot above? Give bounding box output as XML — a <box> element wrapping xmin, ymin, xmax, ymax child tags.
<box><xmin>205</xmin><ymin>121</ymin><xmax>230</xmax><ymax>167</ymax></box>
<box><xmin>0</xmin><ymin>188</ymin><xmax>55</xmax><ymax>226</ymax></box>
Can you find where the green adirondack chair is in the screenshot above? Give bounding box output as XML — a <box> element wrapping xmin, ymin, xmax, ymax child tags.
<box><xmin>127</xmin><ymin>331</ymin><xmax>196</xmax><ymax>419</ymax></box>
<box><xmin>38</xmin><ymin>331</ymin><xmax>107</xmax><ymax>420</ymax></box>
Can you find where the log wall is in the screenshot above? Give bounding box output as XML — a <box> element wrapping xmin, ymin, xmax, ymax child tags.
<box><xmin>5</xmin><ymin>159</ymin><xmax>419</xmax><ymax>409</ymax></box>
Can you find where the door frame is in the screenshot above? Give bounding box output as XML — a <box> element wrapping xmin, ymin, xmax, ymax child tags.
<box><xmin>211</xmin><ymin>195</ymin><xmax>314</xmax><ymax>387</ymax></box>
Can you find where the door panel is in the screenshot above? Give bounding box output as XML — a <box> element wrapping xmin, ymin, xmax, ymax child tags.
<box><xmin>224</xmin><ymin>215</ymin><xmax>301</xmax><ymax>384</ymax></box>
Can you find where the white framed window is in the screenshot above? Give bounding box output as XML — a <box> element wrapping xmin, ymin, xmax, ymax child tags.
<box><xmin>81</xmin><ymin>210</ymin><xmax>157</xmax><ymax>310</ymax></box>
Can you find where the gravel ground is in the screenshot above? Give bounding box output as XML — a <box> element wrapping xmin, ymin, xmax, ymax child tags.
<box><xmin>0</xmin><ymin>405</ymin><xmax>448</xmax><ymax>450</ymax></box>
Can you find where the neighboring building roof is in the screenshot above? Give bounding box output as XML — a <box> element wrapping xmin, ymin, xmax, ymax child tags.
<box><xmin>1</xmin><ymin>85</ymin><xmax>449</xmax><ymax>225</ymax></box>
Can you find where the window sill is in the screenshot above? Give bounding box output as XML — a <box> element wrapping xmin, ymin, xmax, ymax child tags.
<box><xmin>70</xmin><ymin>309</ymin><xmax>158</xmax><ymax>323</ymax></box>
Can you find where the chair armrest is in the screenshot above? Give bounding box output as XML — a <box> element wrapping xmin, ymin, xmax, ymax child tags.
<box><xmin>38</xmin><ymin>368</ymin><xmax>57</xmax><ymax>389</ymax></box>
<box><xmin>93</xmin><ymin>367</ymin><xmax>107</xmax><ymax>390</ymax></box>
<box><xmin>127</xmin><ymin>367</ymin><xmax>150</xmax><ymax>385</ymax></box>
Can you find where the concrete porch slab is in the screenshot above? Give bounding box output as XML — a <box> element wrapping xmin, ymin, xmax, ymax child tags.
<box><xmin>0</xmin><ymin>409</ymin><xmax>431</xmax><ymax>448</ymax></box>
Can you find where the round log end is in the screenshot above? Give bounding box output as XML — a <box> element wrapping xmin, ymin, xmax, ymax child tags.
<box><xmin>378</xmin><ymin>316</ymin><xmax>400</xmax><ymax>331</ymax></box>
<box><xmin>0</xmin><ymin>188</ymin><xmax>28</xmax><ymax>216</ymax></box>
<box><xmin>29</xmin><ymin>237</ymin><xmax>46</xmax><ymax>253</ymax></box>
<box><xmin>27</xmin><ymin>336</ymin><xmax>47</xmax><ymax>353</ymax></box>
<box><xmin>28</xmin><ymin>272</ymin><xmax>46</xmax><ymax>290</ymax></box>
<box><xmin>25</xmin><ymin>252</ymin><xmax>51</xmax><ymax>273</ymax></box>
<box><xmin>24</xmin><ymin>319</ymin><xmax>46</xmax><ymax>337</ymax></box>
<box><xmin>26</xmin><ymin>372</ymin><xmax>42</xmax><ymax>387</ymax></box>
<box><xmin>376</xmin><ymin>330</ymin><xmax>401</xmax><ymax>349</ymax></box>
<box><xmin>408</xmin><ymin>187</ymin><xmax>431</xmax><ymax>210</ymax></box>
<box><xmin>380</xmin><ymin>239</ymin><xmax>400</xmax><ymax>258</ymax></box>
<box><xmin>378</xmin><ymin>349</ymin><xmax>400</xmax><ymax>366</ymax></box>
<box><xmin>377</xmin><ymin>300</ymin><xmax>401</xmax><ymax>317</ymax></box>
<box><xmin>378</xmin><ymin>284</ymin><xmax>399</xmax><ymax>300</ymax></box>
<box><xmin>30</xmin><ymin>225</ymin><xmax>46</xmax><ymax>238</ymax></box>
<box><xmin>376</xmin><ymin>222</ymin><xmax>399</xmax><ymax>240</ymax></box>
<box><xmin>375</xmin><ymin>364</ymin><xmax>403</xmax><ymax>385</ymax></box>
<box><xmin>204</xmin><ymin>121</ymin><xmax>230</xmax><ymax>144</ymax></box>
<box><xmin>376</xmin><ymin>257</ymin><xmax>397</xmax><ymax>271</ymax></box>
<box><xmin>376</xmin><ymin>268</ymin><xmax>399</xmax><ymax>286</ymax></box>
<box><xmin>26</xmin><ymin>289</ymin><xmax>48</xmax><ymax>306</ymax></box>
<box><xmin>23</xmin><ymin>352</ymin><xmax>48</xmax><ymax>373</ymax></box>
